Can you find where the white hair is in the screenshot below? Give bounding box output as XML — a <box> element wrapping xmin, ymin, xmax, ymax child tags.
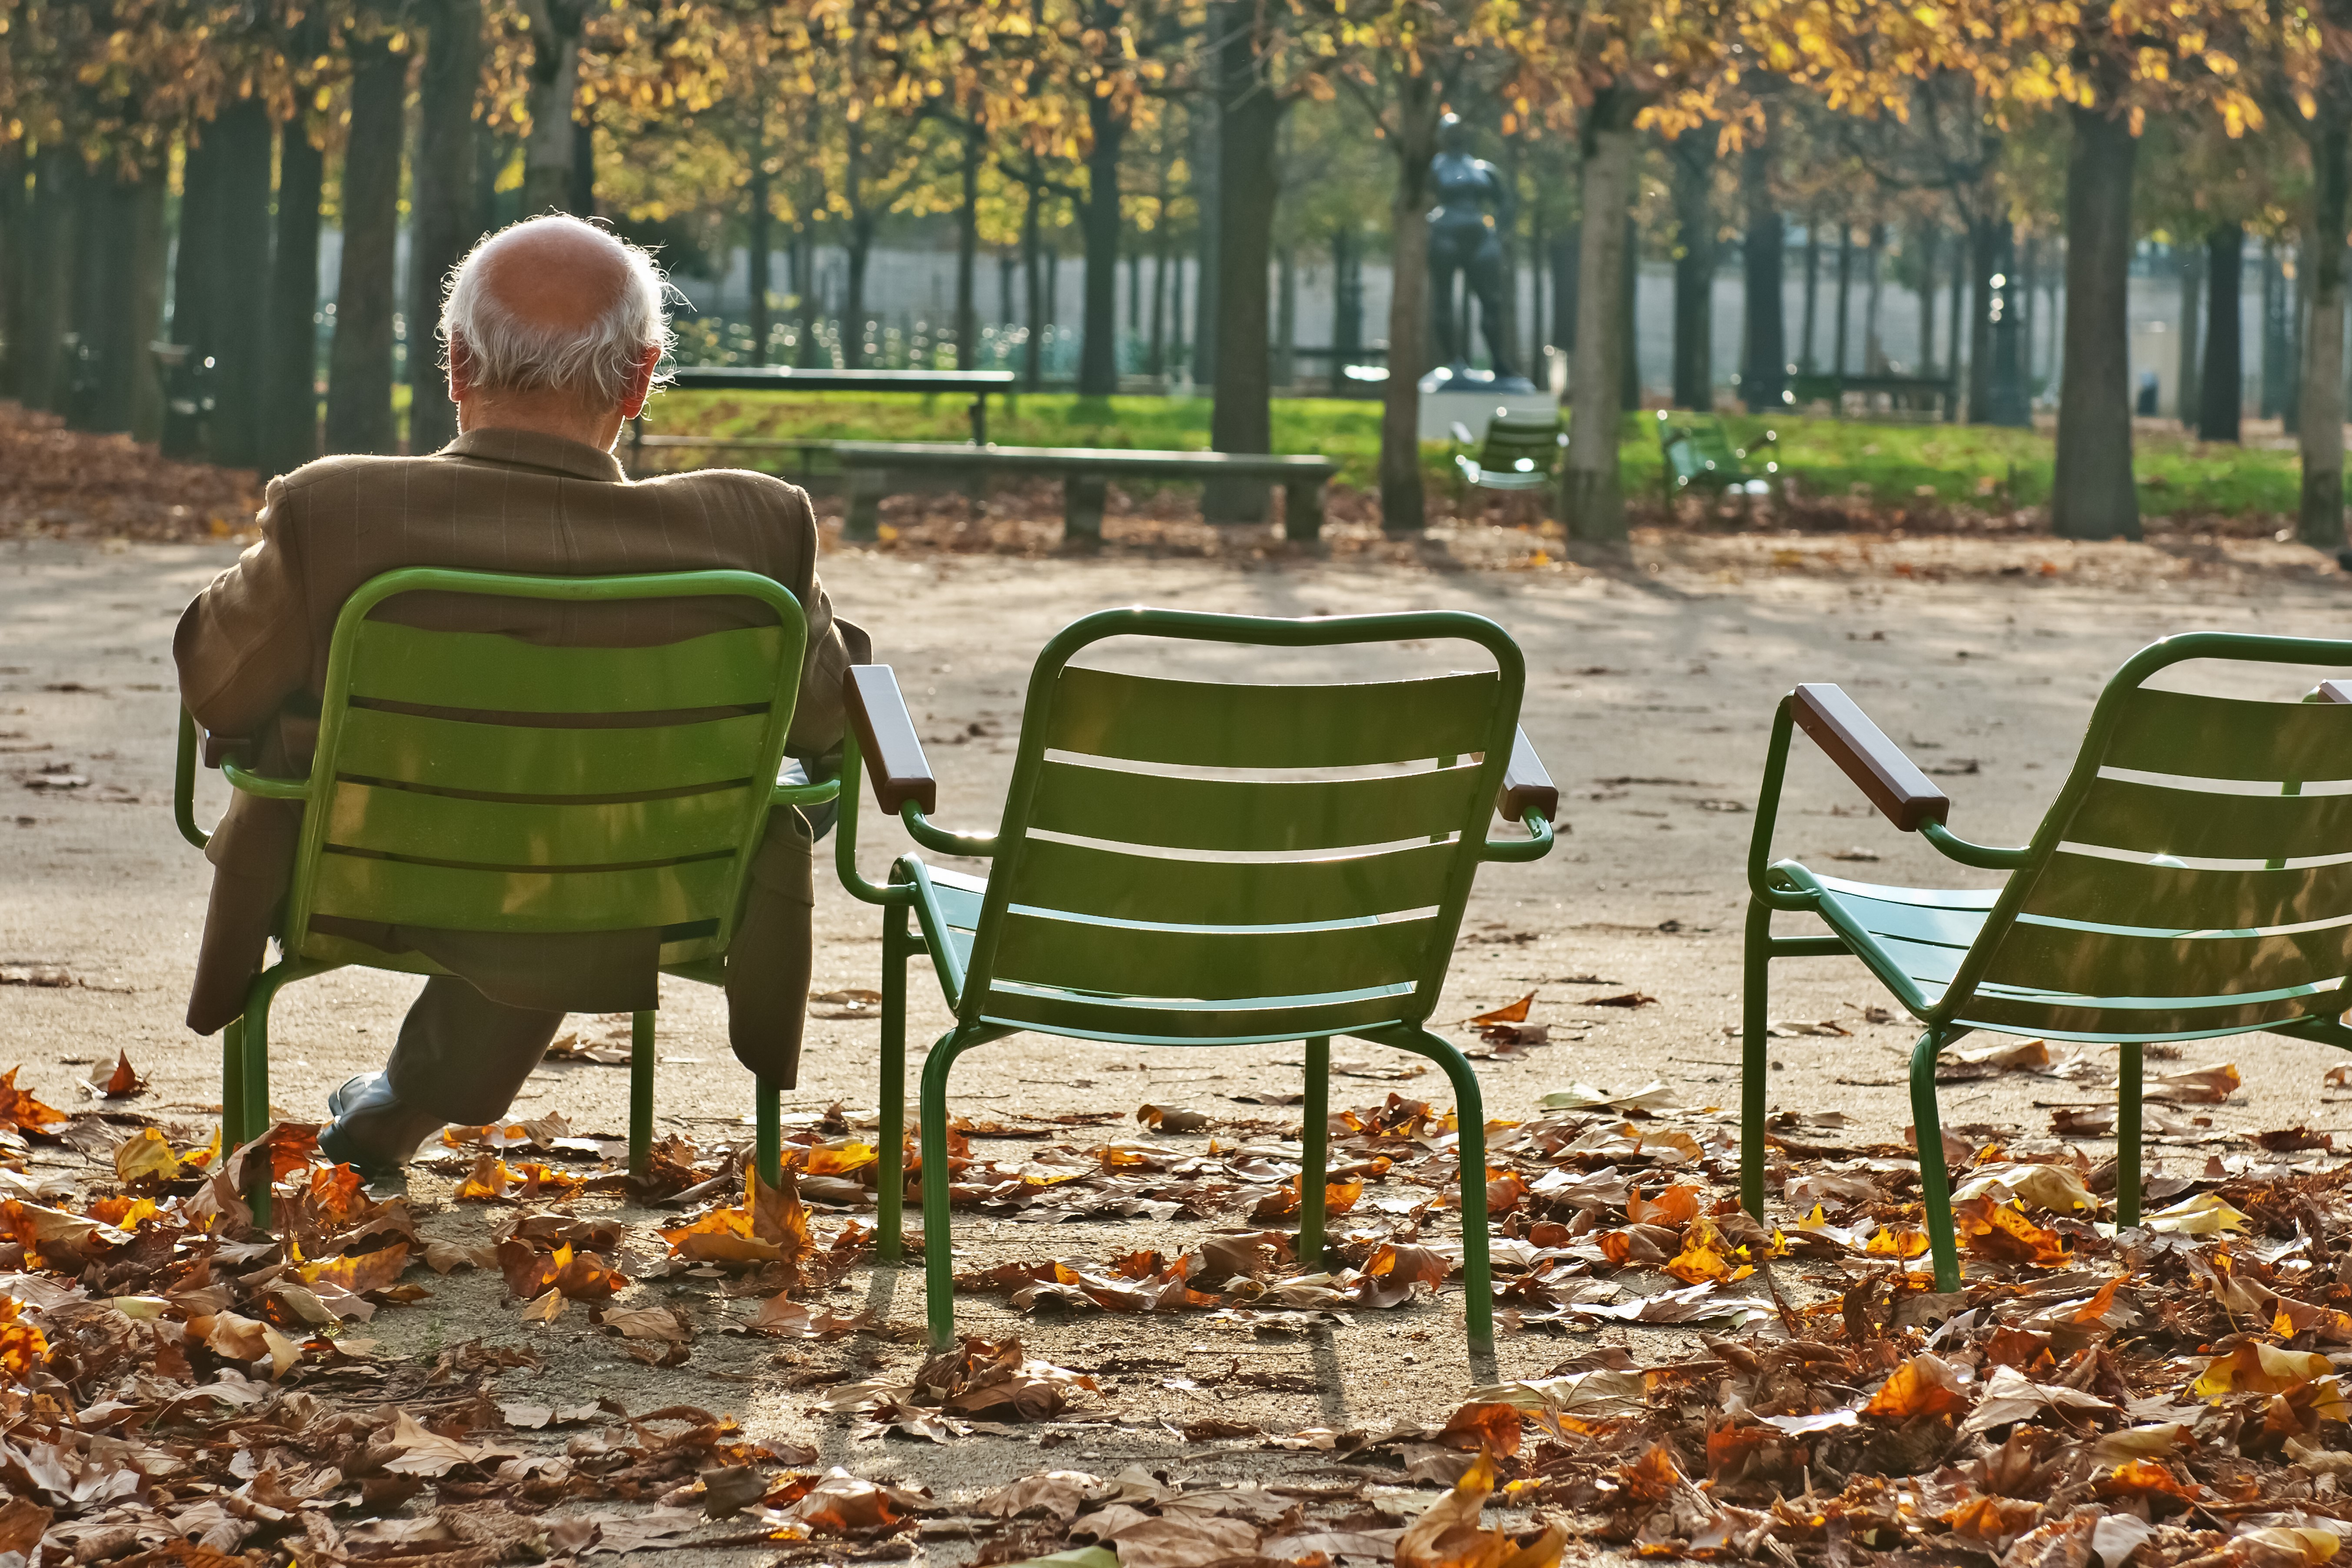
<box><xmin>438</xmin><ymin>215</ymin><xmax>676</xmax><ymax>406</ymax></box>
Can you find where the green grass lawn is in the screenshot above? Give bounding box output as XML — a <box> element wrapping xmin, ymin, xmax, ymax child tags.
<box><xmin>645</xmin><ymin>392</ymin><xmax>2313</xmax><ymax>517</ymax></box>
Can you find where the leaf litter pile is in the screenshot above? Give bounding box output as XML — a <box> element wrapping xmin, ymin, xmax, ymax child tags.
<box><xmin>7</xmin><ymin>1031</ymin><xmax>2352</xmax><ymax>1568</ymax></box>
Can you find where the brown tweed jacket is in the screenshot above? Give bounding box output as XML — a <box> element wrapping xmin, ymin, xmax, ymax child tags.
<box><xmin>174</xmin><ymin>427</ymin><xmax>861</xmax><ymax>1079</ymax></box>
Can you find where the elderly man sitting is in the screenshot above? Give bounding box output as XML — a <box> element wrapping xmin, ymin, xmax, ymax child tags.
<box><xmin>176</xmin><ymin>214</ymin><xmax>864</xmax><ymax>1182</ymax></box>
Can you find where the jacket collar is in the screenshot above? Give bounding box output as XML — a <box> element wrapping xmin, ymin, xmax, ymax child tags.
<box><xmin>442</xmin><ymin>426</ymin><xmax>627</xmax><ymax>483</ymax></box>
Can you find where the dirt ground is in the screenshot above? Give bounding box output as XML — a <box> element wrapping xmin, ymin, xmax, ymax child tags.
<box><xmin>7</xmin><ymin>518</ymin><xmax>2352</xmax><ymax>1562</ymax></box>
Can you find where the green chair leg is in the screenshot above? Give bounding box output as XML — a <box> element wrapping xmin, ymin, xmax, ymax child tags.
<box><xmin>1404</xmin><ymin>1029</ymin><xmax>1493</xmax><ymax>1353</ymax></box>
<box><xmin>1298</xmin><ymin>1037</ymin><xmax>1331</xmax><ymax>1265</ymax></box>
<box><xmin>221</xmin><ymin>1018</ymin><xmax>247</xmax><ymax>1155</ymax></box>
<box><xmin>1740</xmin><ymin>898</ymin><xmax>1772</xmax><ymax>1219</ymax></box>
<box><xmin>877</xmin><ymin>909</ymin><xmax>911</xmax><ymax>1262</ymax></box>
<box><xmin>919</xmin><ymin>1030</ymin><xmax>973</xmax><ymax>1347</ymax></box>
<box><xmin>756</xmin><ymin>1077</ymin><xmax>781</xmax><ymax>1190</ymax></box>
<box><xmin>239</xmin><ymin>972</ymin><xmax>281</xmax><ymax>1226</ymax></box>
<box><xmin>629</xmin><ymin>1010</ymin><xmax>655</xmax><ymax>1179</ymax></box>
<box><xmin>1910</xmin><ymin>1028</ymin><xmax>1962</xmax><ymax>1293</ymax></box>
<box><xmin>2116</xmin><ymin>1042</ymin><xmax>2143</xmax><ymax>1228</ymax></box>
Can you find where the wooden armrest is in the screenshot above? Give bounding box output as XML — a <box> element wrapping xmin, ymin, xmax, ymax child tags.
<box><xmin>1498</xmin><ymin>726</ymin><xmax>1558</xmax><ymax>823</ymax></box>
<box><xmin>2312</xmin><ymin>680</ymin><xmax>2352</xmax><ymax>705</ymax></box>
<box><xmin>845</xmin><ymin>665</ymin><xmax>937</xmax><ymax>815</ymax></box>
<box><xmin>200</xmin><ymin>731</ymin><xmax>250</xmax><ymax>769</ymax></box>
<box><xmin>1789</xmin><ymin>682</ymin><xmax>1949</xmax><ymax>832</ymax></box>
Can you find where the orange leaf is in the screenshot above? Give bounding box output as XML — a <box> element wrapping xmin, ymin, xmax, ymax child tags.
<box><xmin>0</xmin><ymin>1067</ymin><xmax>67</xmax><ymax>1134</ymax></box>
<box><xmin>1627</xmin><ymin>1183</ymin><xmax>1701</xmax><ymax>1226</ymax></box>
<box><xmin>1954</xmin><ymin>1198</ymin><xmax>2069</xmax><ymax>1267</ymax></box>
<box><xmin>299</xmin><ymin>1242</ymin><xmax>411</xmax><ymax>1295</ymax></box>
<box><xmin>806</xmin><ymin>1142</ymin><xmax>878</xmax><ymax>1177</ymax></box>
<box><xmin>0</xmin><ymin>1296</ymin><xmax>47</xmax><ymax>1382</ymax></box>
<box><xmin>1864</xmin><ymin>1353</ymin><xmax>1971</xmax><ymax>1421</ymax></box>
<box><xmin>1438</xmin><ymin>1402</ymin><xmax>1524</xmax><ymax>1457</ymax></box>
<box><xmin>456</xmin><ymin>1156</ymin><xmax>513</xmax><ymax>1202</ymax></box>
<box><xmin>1470</xmin><ymin>991</ymin><xmax>1536</xmax><ymax>1026</ymax></box>
<box><xmin>100</xmin><ymin>1050</ymin><xmax>146</xmax><ymax>1099</ymax></box>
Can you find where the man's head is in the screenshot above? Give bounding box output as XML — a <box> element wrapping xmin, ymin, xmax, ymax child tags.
<box><xmin>439</xmin><ymin>214</ymin><xmax>674</xmax><ymax>451</ymax></box>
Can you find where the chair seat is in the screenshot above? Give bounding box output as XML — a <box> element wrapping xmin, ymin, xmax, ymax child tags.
<box><xmin>1790</xmin><ymin>868</ymin><xmax>2344</xmax><ymax>1044</ymax></box>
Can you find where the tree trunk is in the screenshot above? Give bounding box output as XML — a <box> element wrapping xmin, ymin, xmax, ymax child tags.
<box><xmin>523</xmin><ymin>1</ymin><xmax>583</xmax><ymax>216</ymax></box>
<box><xmin>209</xmin><ymin>98</ymin><xmax>275</xmax><ymax>466</ymax></box>
<box><xmin>748</xmin><ymin>156</ymin><xmax>772</xmax><ymax>366</ymax></box>
<box><xmin>409</xmin><ymin>0</ymin><xmax>482</xmax><ymax>452</ymax></box>
<box><xmin>1528</xmin><ymin>204</ymin><xmax>1547</xmax><ymax>374</ymax></box>
<box><xmin>845</xmin><ymin>219</ymin><xmax>872</xmax><ymax>369</ymax></box>
<box><xmin>261</xmin><ymin>115</ymin><xmax>325</xmax><ymax>478</ymax></box>
<box><xmin>1020</xmin><ymin>180</ymin><xmax>1042</xmax><ymax>390</ymax></box>
<box><xmin>0</xmin><ymin>150</ymin><xmax>22</xmax><ymax>401</ymax></box>
<box><xmin>326</xmin><ymin>33</ymin><xmax>408</xmax><ymax>456</ymax></box>
<box><xmin>1551</xmin><ymin>220</ymin><xmax>1578</xmax><ymax>359</ymax></box>
<box><xmin>1334</xmin><ymin>225</ymin><xmax>1363</xmax><ymax>361</ymax></box>
<box><xmin>2263</xmin><ymin>241</ymin><xmax>2288</xmax><ymax>419</ymax></box>
<box><xmin>2299</xmin><ymin>115</ymin><xmax>2349</xmax><ymax>547</ymax></box>
<box><xmin>1193</xmin><ymin>99</ymin><xmax>1218</xmax><ymax>387</ymax></box>
<box><xmin>1832</xmin><ymin>222</ymin><xmax>1852</xmax><ymax>377</ymax></box>
<box><xmin>1799</xmin><ymin>224</ymin><xmax>1819</xmax><ymax>371</ymax></box>
<box><xmin>1916</xmin><ymin>224</ymin><xmax>1937</xmax><ymax>377</ymax></box>
<box><xmin>1495</xmin><ymin>134</ymin><xmax>1520</xmax><ymax>374</ymax></box>
<box><xmin>1148</xmin><ymin>231</ymin><xmax>1167</xmax><ymax>376</ymax></box>
<box><xmin>1275</xmin><ymin>246</ymin><xmax>1297</xmax><ymax>390</ymax></box>
<box><xmin>1945</xmin><ymin>230</ymin><xmax>1966</xmax><ymax>421</ymax></box>
<box><xmin>165</xmin><ymin>130</ymin><xmax>221</xmax><ymax>450</ymax></box>
<box><xmin>569</xmin><ymin>114</ymin><xmax>594</xmax><ymax>217</ymax></box>
<box><xmin>2051</xmin><ymin>104</ymin><xmax>2140</xmax><ymax>539</ymax></box>
<box><xmin>1740</xmin><ymin>140</ymin><xmax>1785</xmax><ymax>412</ymax></box>
<box><xmin>1863</xmin><ymin>223</ymin><xmax>1884</xmax><ymax>373</ymax></box>
<box><xmin>956</xmin><ymin>120</ymin><xmax>980</xmax><ymax>368</ymax></box>
<box><xmin>24</xmin><ymin>153</ymin><xmax>79</xmax><ymax>416</ymax></box>
<box><xmin>2177</xmin><ymin>238</ymin><xmax>2203</xmax><ymax>432</ymax></box>
<box><xmin>1078</xmin><ymin>93</ymin><xmax>1128</xmax><ymax>398</ymax></box>
<box><xmin>1376</xmin><ymin>71</ymin><xmax>1442</xmax><ymax>534</ymax></box>
<box><xmin>1966</xmin><ymin>214</ymin><xmax>1996</xmax><ymax>423</ymax></box>
<box><xmin>1987</xmin><ymin>224</ymin><xmax>2029</xmax><ymax>426</ymax></box>
<box><xmin>2200</xmin><ymin>223</ymin><xmax>2243</xmax><ymax>443</ymax></box>
<box><xmin>1621</xmin><ymin>216</ymin><xmax>1640</xmax><ymax>408</ymax></box>
<box><xmin>80</xmin><ymin>165</ymin><xmax>166</xmax><ymax>436</ymax></box>
<box><xmin>1208</xmin><ymin>3</ymin><xmax>1284</xmax><ymax>520</ymax></box>
<box><xmin>1670</xmin><ymin>125</ymin><xmax>1716</xmax><ymax>410</ymax></box>
<box><xmin>1565</xmin><ymin>95</ymin><xmax>1640</xmax><ymax>542</ymax></box>
<box><xmin>2019</xmin><ymin>236</ymin><xmax>2040</xmax><ymax>384</ymax></box>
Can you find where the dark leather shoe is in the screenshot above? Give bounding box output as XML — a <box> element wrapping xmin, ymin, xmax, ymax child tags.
<box><xmin>317</xmin><ymin>1073</ymin><xmax>441</xmax><ymax>1188</ymax></box>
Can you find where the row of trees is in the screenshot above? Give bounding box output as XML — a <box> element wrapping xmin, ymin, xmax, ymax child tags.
<box><xmin>2</xmin><ymin>0</ymin><xmax>2349</xmax><ymax>545</ymax></box>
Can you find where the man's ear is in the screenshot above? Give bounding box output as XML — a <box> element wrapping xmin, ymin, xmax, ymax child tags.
<box><xmin>619</xmin><ymin>346</ymin><xmax>661</xmax><ymax>421</ymax></box>
<box><xmin>446</xmin><ymin>335</ymin><xmax>474</xmax><ymax>403</ymax></box>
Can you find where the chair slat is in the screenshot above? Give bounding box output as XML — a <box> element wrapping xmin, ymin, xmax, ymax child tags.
<box><xmin>1006</xmin><ymin>838</ymin><xmax>1460</xmax><ymax>925</ymax></box>
<box><xmin>990</xmin><ymin>909</ymin><xmax>1437</xmax><ymax>1001</ymax></box>
<box><xmin>2103</xmin><ymin>687</ymin><xmax>2352</xmax><ymax>782</ymax></box>
<box><xmin>2064</xmin><ymin>777</ymin><xmax>2352</xmax><ymax>860</ymax></box>
<box><xmin>1980</xmin><ymin>919</ymin><xmax>2352</xmax><ymax>1000</ymax></box>
<box><xmin>347</xmin><ymin>621</ymin><xmax>785</xmax><ymax>712</ymax></box>
<box><xmin>1808</xmin><ymin>884</ymin><xmax>1991</xmax><ymax>949</ymax></box>
<box><xmin>980</xmin><ymin>985</ymin><xmax>1413</xmax><ymax>1045</ymax></box>
<box><xmin>1957</xmin><ymin>988</ymin><xmax>2336</xmax><ymax>1043</ymax></box>
<box><xmin>2024</xmin><ymin>850</ymin><xmax>2352</xmax><ymax>931</ymax></box>
<box><xmin>323</xmin><ymin>781</ymin><xmax>754</xmax><ymax>866</ymax></box>
<box><xmin>1047</xmin><ymin>668</ymin><xmax>1499</xmax><ymax>767</ymax></box>
<box><xmin>1029</xmin><ymin>759</ymin><xmax>1484</xmax><ymax>852</ymax></box>
<box><xmin>334</xmin><ymin>709</ymin><xmax>771</xmax><ymax>796</ymax></box>
<box><xmin>306</xmin><ymin>852</ymin><xmax>735</xmax><ymax>931</ymax></box>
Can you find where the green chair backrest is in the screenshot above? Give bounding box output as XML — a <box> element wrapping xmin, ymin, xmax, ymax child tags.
<box><xmin>286</xmin><ymin>568</ymin><xmax>808</xmax><ymax>970</ymax></box>
<box><xmin>1477</xmin><ymin>416</ymin><xmax>1565</xmax><ymax>476</ymax></box>
<box><xmin>953</xmin><ymin>609</ymin><xmax>1528</xmax><ymax>1045</ymax></box>
<box><xmin>1947</xmin><ymin>635</ymin><xmax>2352</xmax><ymax>1042</ymax></box>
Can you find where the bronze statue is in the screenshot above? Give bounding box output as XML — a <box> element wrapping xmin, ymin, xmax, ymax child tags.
<box><xmin>1426</xmin><ymin>113</ymin><xmax>1532</xmax><ymax>392</ymax></box>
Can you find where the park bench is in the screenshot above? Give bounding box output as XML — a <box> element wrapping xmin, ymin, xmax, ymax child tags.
<box><xmin>1740</xmin><ymin>639</ymin><xmax>2352</xmax><ymax>1293</ymax></box>
<box><xmin>624</xmin><ymin>366</ymin><xmax>1016</xmax><ymax>478</ymax></box>
<box><xmin>831</xmin><ymin>608</ymin><xmax>1559</xmax><ymax>1351</ymax></box>
<box><xmin>1787</xmin><ymin>370</ymin><xmax>1951</xmax><ymax>421</ymax></box>
<box><xmin>1657</xmin><ymin>410</ymin><xmax>1776</xmax><ymax>499</ymax></box>
<box><xmin>1450</xmin><ymin>412</ymin><xmax>1566</xmax><ymax>492</ymax></box>
<box><xmin>833</xmin><ymin>441</ymin><xmax>1341</xmax><ymax>543</ymax></box>
<box><xmin>174</xmin><ymin>567</ymin><xmax>838</xmax><ymax>1213</ymax></box>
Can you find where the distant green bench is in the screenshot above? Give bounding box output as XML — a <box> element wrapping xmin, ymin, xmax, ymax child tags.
<box><xmin>1787</xmin><ymin>371</ymin><xmax>1951</xmax><ymax>421</ymax></box>
<box><xmin>833</xmin><ymin>441</ymin><xmax>1340</xmax><ymax>545</ymax></box>
<box><xmin>1657</xmin><ymin>412</ymin><xmax>1778</xmax><ymax>499</ymax></box>
<box><xmin>1450</xmin><ymin>414</ymin><xmax>1566</xmax><ymax>492</ymax></box>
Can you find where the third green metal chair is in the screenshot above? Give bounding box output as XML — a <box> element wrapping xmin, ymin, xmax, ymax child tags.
<box><xmin>832</xmin><ymin>608</ymin><xmax>1560</xmax><ymax>1350</ymax></box>
<box><xmin>1741</xmin><ymin>634</ymin><xmax>2352</xmax><ymax>1291</ymax></box>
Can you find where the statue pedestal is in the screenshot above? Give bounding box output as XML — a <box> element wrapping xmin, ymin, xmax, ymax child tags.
<box><xmin>1417</xmin><ymin>385</ymin><xmax>1560</xmax><ymax>444</ymax></box>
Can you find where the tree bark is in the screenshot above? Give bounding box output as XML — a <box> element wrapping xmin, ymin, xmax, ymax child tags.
<box><xmin>1275</xmin><ymin>247</ymin><xmax>1296</xmax><ymax>390</ymax></box>
<box><xmin>1020</xmin><ymin>180</ymin><xmax>1042</xmax><ymax>390</ymax></box>
<box><xmin>1863</xmin><ymin>223</ymin><xmax>1885</xmax><ymax>373</ymax></box>
<box><xmin>260</xmin><ymin>115</ymin><xmax>325</xmax><ymax>478</ymax></box>
<box><xmin>569</xmin><ymin>114</ymin><xmax>595</xmax><ymax>217</ymax></box>
<box><xmin>1799</xmin><ymin>223</ymin><xmax>1819</xmax><ymax>372</ymax></box>
<box><xmin>845</xmin><ymin>217</ymin><xmax>873</xmax><ymax>369</ymax></box>
<box><xmin>2050</xmin><ymin>105</ymin><xmax>2140</xmax><ymax>538</ymax></box>
<box><xmin>0</xmin><ymin>150</ymin><xmax>22</xmax><ymax>401</ymax></box>
<box><xmin>1078</xmin><ymin>91</ymin><xmax>1128</xmax><ymax>398</ymax></box>
<box><xmin>1375</xmin><ymin>70</ymin><xmax>1442</xmax><ymax>534</ymax></box>
<box><xmin>1740</xmin><ymin>140</ymin><xmax>1785</xmax><ymax>412</ymax></box>
<box><xmin>1148</xmin><ymin>231</ymin><xmax>1167</xmax><ymax>376</ymax></box>
<box><xmin>209</xmin><ymin>98</ymin><xmax>276</xmax><ymax>466</ymax></box>
<box><xmin>163</xmin><ymin>130</ymin><xmax>221</xmax><ymax>452</ymax></box>
<box><xmin>522</xmin><ymin>1</ymin><xmax>584</xmax><ymax>216</ymax></box>
<box><xmin>2263</xmin><ymin>241</ymin><xmax>2288</xmax><ymax>419</ymax></box>
<box><xmin>409</xmin><ymin>0</ymin><xmax>483</xmax><ymax>452</ymax></box>
<box><xmin>2299</xmin><ymin>114</ymin><xmax>2349</xmax><ymax>547</ymax></box>
<box><xmin>1208</xmin><ymin>0</ymin><xmax>1285</xmax><ymax>520</ymax></box>
<box><xmin>80</xmin><ymin>164</ymin><xmax>166</xmax><ymax>437</ymax></box>
<box><xmin>1193</xmin><ymin>99</ymin><xmax>1218</xmax><ymax>387</ymax></box>
<box><xmin>1987</xmin><ymin>223</ymin><xmax>2029</xmax><ymax>426</ymax></box>
<box><xmin>1832</xmin><ymin>221</ymin><xmax>1852</xmax><ymax>377</ymax></box>
<box><xmin>955</xmin><ymin>118</ymin><xmax>980</xmax><ymax>368</ymax></box>
<box><xmin>748</xmin><ymin>156</ymin><xmax>772</xmax><ymax>366</ymax></box>
<box><xmin>2177</xmin><ymin>237</ymin><xmax>2203</xmax><ymax>431</ymax></box>
<box><xmin>1945</xmin><ymin>230</ymin><xmax>1966</xmax><ymax>422</ymax></box>
<box><xmin>326</xmin><ymin>33</ymin><xmax>408</xmax><ymax>455</ymax></box>
<box><xmin>1916</xmin><ymin>224</ymin><xmax>1937</xmax><ymax>377</ymax></box>
<box><xmin>1670</xmin><ymin>125</ymin><xmax>1716</xmax><ymax>410</ymax></box>
<box><xmin>1565</xmin><ymin>93</ymin><xmax>1640</xmax><ymax>542</ymax></box>
<box><xmin>1551</xmin><ymin>220</ymin><xmax>1578</xmax><ymax>359</ymax></box>
<box><xmin>1621</xmin><ymin>215</ymin><xmax>1640</xmax><ymax>408</ymax></box>
<box><xmin>2199</xmin><ymin>223</ymin><xmax>2243</xmax><ymax>443</ymax></box>
<box><xmin>1966</xmin><ymin>214</ymin><xmax>1996</xmax><ymax>423</ymax></box>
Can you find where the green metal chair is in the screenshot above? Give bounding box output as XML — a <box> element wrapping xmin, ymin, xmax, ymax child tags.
<box><xmin>1450</xmin><ymin>413</ymin><xmax>1567</xmax><ymax>493</ymax></box>
<box><xmin>1657</xmin><ymin>410</ymin><xmax>1776</xmax><ymax>499</ymax></box>
<box><xmin>1740</xmin><ymin>635</ymin><xmax>2352</xmax><ymax>1292</ymax></box>
<box><xmin>173</xmin><ymin>568</ymin><xmax>839</xmax><ymax>1211</ymax></box>
<box><xmin>830</xmin><ymin>608</ymin><xmax>1560</xmax><ymax>1350</ymax></box>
